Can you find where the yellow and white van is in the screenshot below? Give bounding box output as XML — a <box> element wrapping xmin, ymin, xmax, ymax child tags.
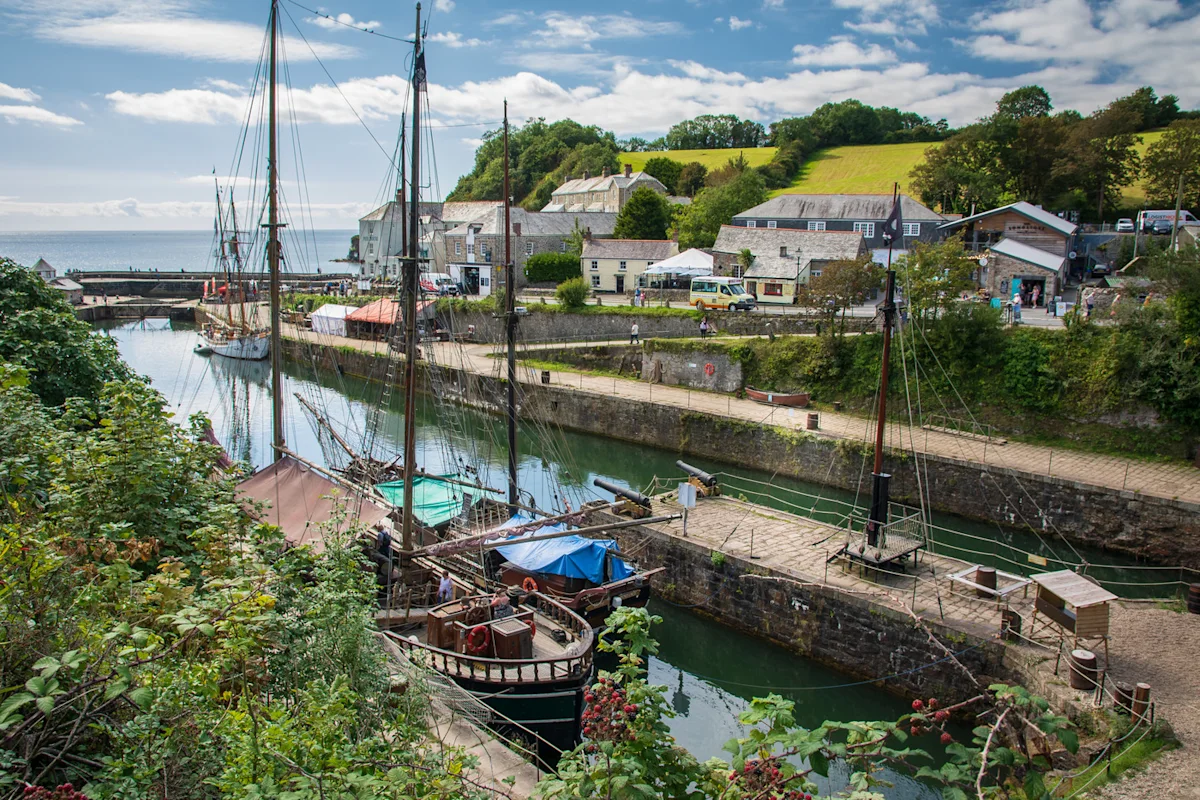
<box><xmin>689</xmin><ymin>276</ymin><xmax>756</xmax><ymax>311</ymax></box>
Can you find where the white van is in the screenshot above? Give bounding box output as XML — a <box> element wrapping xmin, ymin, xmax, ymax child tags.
<box><xmin>689</xmin><ymin>276</ymin><xmax>756</xmax><ymax>311</ymax></box>
<box><xmin>1136</xmin><ymin>209</ymin><xmax>1199</xmax><ymax>232</ymax></box>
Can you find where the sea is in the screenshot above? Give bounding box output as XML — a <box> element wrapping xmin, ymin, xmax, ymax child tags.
<box><xmin>0</xmin><ymin>229</ymin><xmax>357</xmax><ymax>273</ymax></box>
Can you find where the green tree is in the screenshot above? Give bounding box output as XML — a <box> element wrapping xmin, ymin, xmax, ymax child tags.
<box><xmin>767</xmin><ymin>117</ymin><xmax>816</xmax><ymax>149</ymax></box>
<box><xmin>675</xmin><ymin>169</ymin><xmax>767</xmax><ymax>249</ymax></box>
<box><xmin>665</xmin><ymin>114</ymin><xmax>766</xmax><ymax>149</ymax></box>
<box><xmin>995</xmin><ymin>85</ymin><xmax>1053</xmax><ymax>120</ymax></box>
<box><xmin>675</xmin><ymin>161</ymin><xmax>708</xmax><ymax>196</ymax></box>
<box><xmin>614</xmin><ymin>186</ymin><xmax>672</xmax><ymax>240</ymax></box>
<box><xmin>525</xmin><ymin>252</ymin><xmax>582</xmax><ymax>283</ymax></box>
<box><xmin>1142</xmin><ymin>119</ymin><xmax>1200</xmax><ymax>210</ymax></box>
<box><xmin>808</xmin><ymin>99</ymin><xmax>882</xmax><ymax>146</ymax></box>
<box><xmin>0</xmin><ymin>258</ymin><xmax>130</xmax><ymax>408</ymax></box>
<box><xmin>564</xmin><ymin>218</ymin><xmax>587</xmax><ymax>258</ymax></box>
<box><xmin>641</xmin><ymin>157</ymin><xmax>683</xmax><ymax>194</ymax></box>
<box><xmin>798</xmin><ymin>256</ymin><xmax>884</xmax><ymax>334</ymax></box>
<box><xmin>1110</xmin><ymin>86</ymin><xmax>1180</xmax><ymax>131</ymax></box>
<box><xmin>556</xmin><ymin>276</ymin><xmax>590</xmax><ymax>307</ymax></box>
<box><xmin>896</xmin><ymin>234</ymin><xmax>978</xmax><ymax>321</ymax></box>
<box><xmin>1055</xmin><ymin>106</ymin><xmax>1142</xmax><ymax>218</ymax></box>
<box><xmin>909</xmin><ymin>126</ymin><xmax>1004</xmax><ymax>214</ymax></box>
<box><xmin>1004</xmin><ymin>114</ymin><xmax>1070</xmax><ymax>204</ymax></box>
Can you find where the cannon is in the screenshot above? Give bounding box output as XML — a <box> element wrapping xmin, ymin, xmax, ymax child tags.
<box><xmin>676</xmin><ymin>460</ymin><xmax>720</xmax><ymax>497</ymax></box>
<box><xmin>593</xmin><ymin>477</ymin><xmax>652</xmax><ymax>519</ymax></box>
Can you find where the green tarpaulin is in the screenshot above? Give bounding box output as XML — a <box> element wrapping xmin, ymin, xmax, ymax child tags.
<box><xmin>374</xmin><ymin>475</ymin><xmax>463</xmax><ymax>528</ymax></box>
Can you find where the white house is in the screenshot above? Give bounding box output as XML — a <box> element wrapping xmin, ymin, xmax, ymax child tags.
<box><xmin>580</xmin><ymin>239</ymin><xmax>678</xmax><ymax>293</ymax></box>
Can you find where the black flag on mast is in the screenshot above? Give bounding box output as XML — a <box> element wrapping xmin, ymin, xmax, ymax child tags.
<box><xmin>413</xmin><ymin>52</ymin><xmax>427</xmax><ymax>89</ymax></box>
<box><xmin>881</xmin><ymin>196</ymin><xmax>903</xmax><ymax>246</ymax></box>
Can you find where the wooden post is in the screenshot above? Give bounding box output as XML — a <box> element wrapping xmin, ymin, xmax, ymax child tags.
<box><xmin>1132</xmin><ymin>683</ymin><xmax>1151</xmax><ymax>723</ymax></box>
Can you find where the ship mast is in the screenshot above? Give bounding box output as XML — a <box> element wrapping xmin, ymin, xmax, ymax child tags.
<box><xmin>266</xmin><ymin>0</ymin><xmax>285</xmax><ymax>461</ymax></box>
<box><xmin>866</xmin><ymin>184</ymin><xmax>899</xmax><ymax>547</ymax></box>
<box><xmin>503</xmin><ymin>101</ymin><xmax>519</xmax><ymax>512</ymax></box>
<box><xmin>399</xmin><ymin>2</ymin><xmax>422</xmax><ymax>551</ymax></box>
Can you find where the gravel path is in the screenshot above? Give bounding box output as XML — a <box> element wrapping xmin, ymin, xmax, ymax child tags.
<box><xmin>1089</xmin><ymin>604</ymin><xmax>1200</xmax><ymax>799</ymax></box>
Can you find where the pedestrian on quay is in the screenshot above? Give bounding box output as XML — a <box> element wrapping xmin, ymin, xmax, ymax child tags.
<box><xmin>1085</xmin><ymin>290</ymin><xmax>1095</xmax><ymax>319</ymax></box>
<box><xmin>699</xmin><ymin>316</ymin><xmax>709</xmax><ymax>337</ymax></box>
<box><xmin>1012</xmin><ymin>293</ymin><xmax>1022</xmax><ymax>324</ymax></box>
<box><xmin>630</xmin><ymin>321</ymin><xmax>639</xmax><ymax>344</ymax></box>
<box><xmin>1031</xmin><ymin>284</ymin><xmax>1040</xmax><ymax>308</ymax></box>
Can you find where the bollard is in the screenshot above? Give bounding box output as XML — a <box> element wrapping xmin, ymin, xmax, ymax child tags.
<box><xmin>806</xmin><ymin>412</ymin><xmax>819</xmax><ymax>430</ymax></box>
<box><xmin>1132</xmin><ymin>683</ymin><xmax>1151</xmax><ymax>723</ymax></box>
<box><xmin>1000</xmin><ymin>608</ymin><xmax>1022</xmax><ymax>642</ymax></box>
<box><xmin>1068</xmin><ymin>650</ymin><xmax>1098</xmax><ymax>691</ymax></box>
<box><xmin>1114</xmin><ymin>682</ymin><xmax>1134</xmax><ymax>714</ymax></box>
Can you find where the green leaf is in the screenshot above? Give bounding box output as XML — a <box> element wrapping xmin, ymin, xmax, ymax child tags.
<box><xmin>1024</xmin><ymin>770</ymin><xmax>1047</xmax><ymax>800</ymax></box>
<box><xmin>0</xmin><ymin>693</ymin><xmax>34</xmax><ymax>724</ymax></box>
<box><xmin>197</xmin><ymin>623</ymin><xmax>216</xmax><ymax>637</ymax></box>
<box><xmin>25</xmin><ymin>676</ymin><xmax>46</xmax><ymax>696</ymax></box>
<box><xmin>1057</xmin><ymin>728</ymin><xmax>1079</xmax><ymax>754</ymax></box>
<box><xmin>942</xmin><ymin>787</ymin><xmax>970</xmax><ymax>800</ymax></box>
<box><xmin>32</xmin><ymin>656</ymin><xmax>59</xmax><ymax>672</ymax></box>
<box><xmin>128</xmin><ymin>687</ymin><xmax>155</xmax><ymax>710</ymax></box>
<box><xmin>808</xmin><ymin>750</ymin><xmax>830</xmax><ymax>778</ymax></box>
<box><xmin>104</xmin><ymin>677</ymin><xmax>131</xmax><ymax>702</ymax></box>
<box><xmin>35</xmin><ymin>696</ymin><xmax>54</xmax><ymax>715</ymax></box>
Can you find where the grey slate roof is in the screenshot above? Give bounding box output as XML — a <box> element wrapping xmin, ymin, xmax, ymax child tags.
<box><xmin>446</xmin><ymin>208</ymin><xmax>617</xmax><ymax>238</ymax></box>
<box><xmin>359</xmin><ymin>200</ymin><xmax>445</xmax><ymax>222</ymax></box>
<box><xmin>439</xmin><ymin>201</ymin><xmax>503</xmax><ymax>225</ymax></box>
<box><xmin>733</xmin><ymin>193</ymin><xmax>945</xmax><ymax>222</ymax></box>
<box><xmin>989</xmin><ymin>237</ymin><xmax>1066</xmax><ymax>272</ymax></box>
<box><xmin>551</xmin><ymin>171</ymin><xmax>666</xmax><ymax>197</ymax></box>
<box><xmin>581</xmin><ymin>239</ymin><xmax>676</xmax><ymax>261</ymax></box>
<box><xmin>713</xmin><ymin>225</ymin><xmax>866</xmax><ymax>280</ymax></box>
<box><xmin>939</xmin><ymin>200</ymin><xmax>1077</xmax><ymax>236</ymax></box>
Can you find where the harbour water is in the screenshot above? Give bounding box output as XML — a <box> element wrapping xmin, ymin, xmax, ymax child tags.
<box><xmin>1</xmin><ymin>229</ymin><xmax>356</xmax><ymax>274</ymax></box>
<box><xmin>103</xmin><ymin>318</ymin><xmax>958</xmax><ymax>797</ymax></box>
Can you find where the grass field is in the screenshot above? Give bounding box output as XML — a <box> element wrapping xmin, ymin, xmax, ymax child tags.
<box><xmin>619</xmin><ymin>147</ymin><xmax>778</xmax><ymax>173</ymax></box>
<box><xmin>1122</xmin><ymin>129</ymin><xmax>1165</xmax><ymax>203</ymax></box>
<box><xmin>772</xmin><ymin>141</ymin><xmax>934</xmax><ymax>197</ymax></box>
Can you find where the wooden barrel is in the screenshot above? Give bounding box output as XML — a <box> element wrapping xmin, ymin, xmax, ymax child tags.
<box><xmin>975</xmin><ymin>567</ymin><xmax>997</xmax><ymax>599</ymax></box>
<box><xmin>1068</xmin><ymin>649</ymin><xmax>1098</xmax><ymax>691</ymax></box>
<box><xmin>806</xmin><ymin>413</ymin><xmax>819</xmax><ymax>430</ymax></box>
<box><xmin>1114</xmin><ymin>682</ymin><xmax>1135</xmax><ymax>714</ymax></box>
<box><xmin>1187</xmin><ymin>583</ymin><xmax>1200</xmax><ymax>614</ymax></box>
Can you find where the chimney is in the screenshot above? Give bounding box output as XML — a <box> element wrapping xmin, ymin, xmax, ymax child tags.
<box><xmin>583</xmin><ymin>170</ymin><xmax>591</xmax><ymax>180</ymax></box>
<box><xmin>513</xmin><ymin>222</ymin><xmax>521</xmax><ymax>236</ymax></box>
<box><xmin>584</xmin><ymin>227</ymin><xmax>593</xmax><ymax>241</ymax></box>
<box><xmin>601</xmin><ymin>166</ymin><xmax>611</xmax><ymax>178</ymax></box>
<box><xmin>624</xmin><ymin>163</ymin><xmax>632</xmax><ymax>178</ymax></box>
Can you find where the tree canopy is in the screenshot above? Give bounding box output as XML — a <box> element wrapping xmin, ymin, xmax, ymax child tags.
<box><xmin>613</xmin><ymin>186</ymin><xmax>672</xmax><ymax>240</ymax></box>
<box><xmin>1142</xmin><ymin>119</ymin><xmax>1200</xmax><ymax>209</ymax></box>
<box><xmin>675</xmin><ymin>166</ymin><xmax>766</xmax><ymax>249</ymax></box>
<box><xmin>664</xmin><ymin>114</ymin><xmax>766</xmax><ymax>150</ymax></box>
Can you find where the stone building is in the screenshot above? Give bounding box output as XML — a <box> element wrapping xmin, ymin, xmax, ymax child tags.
<box><xmin>444</xmin><ymin>208</ymin><xmax>617</xmax><ymax>292</ymax></box>
<box><xmin>581</xmin><ymin>239</ymin><xmax>678</xmax><ymax>293</ymax></box>
<box><xmin>542</xmin><ymin>164</ymin><xmax>667</xmax><ymax>213</ymax></box>
<box><xmin>357</xmin><ymin>198</ymin><xmax>501</xmax><ymax>281</ymax></box>
<box><xmin>712</xmin><ymin>225</ymin><xmax>867</xmax><ymax>305</ymax></box>
<box><xmin>732</xmin><ymin>194</ymin><xmax>945</xmax><ymax>253</ymax></box>
<box><xmin>981</xmin><ymin>238</ymin><xmax>1067</xmax><ymax>303</ymax></box>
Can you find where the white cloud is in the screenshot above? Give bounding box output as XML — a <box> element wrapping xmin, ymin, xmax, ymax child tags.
<box><xmin>10</xmin><ymin>0</ymin><xmax>355</xmax><ymax>62</ymax></box>
<box><xmin>762</xmin><ymin>0</ymin><xmax>785</xmax><ymax>8</ymax></box>
<box><xmin>835</xmin><ymin>0</ymin><xmax>936</xmax><ymax>36</ymax></box>
<box><xmin>845</xmin><ymin>19</ymin><xmax>898</xmax><ymax>35</ymax></box>
<box><xmin>533</xmin><ymin>13</ymin><xmax>682</xmax><ymax>46</ymax></box>
<box><xmin>791</xmin><ymin>40</ymin><xmax>896</xmax><ymax>66</ymax></box>
<box><xmin>490</xmin><ymin>12</ymin><xmax>526</xmax><ymax>26</ymax></box>
<box><xmin>428</xmin><ymin>31</ymin><xmax>483</xmax><ymax>48</ymax></box>
<box><xmin>201</xmin><ymin>78</ymin><xmax>243</xmax><ymax>92</ymax></box>
<box><xmin>308</xmin><ymin>11</ymin><xmax>381</xmax><ymax>31</ymax></box>
<box><xmin>0</xmin><ymin>104</ymin><xmax>83</xmax><ymax>127</ymax></box>
<box><xmin>728</xmin><ymin>16</ymin><xmax>753</xmax><ymax>30</ymax></box>
<box><xmin>434</xmin><ymin>0</ymin><xmax>455</xmax><ymax>11</ymax></box>
<box><xmin>0</xmin><ymin>82</ymin><xmax>40</xmax><ymax>102</ymax></box>
<box><xmin>668</xmin><ymin>60</ymin><xmax>747</xmax><ymax>83</ymax></box>
<box><xmin>0</xmin><ymin>196</ymin><xmax>371</xmax><ymax>220</ymax></box>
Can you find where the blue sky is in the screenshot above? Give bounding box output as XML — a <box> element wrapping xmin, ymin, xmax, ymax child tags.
<box><xmin>2</xmin><ymin>0</ymin><xmax>1198</xmax><ymax>231</ymax></box>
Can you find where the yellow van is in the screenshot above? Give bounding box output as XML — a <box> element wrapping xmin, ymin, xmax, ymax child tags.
<box><xmin>689</xmin><ymin>276</ymin><xmax>756</xmax><ymax>311</ymax></box>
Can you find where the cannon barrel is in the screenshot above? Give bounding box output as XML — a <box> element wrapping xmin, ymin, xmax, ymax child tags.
<box><xmin>676</xmin><ymin>460</ymin><xmax>717</xmax><ymax>487</ymax></box>
<box><xmin>594</xmin><ymin>478</ymin><xmax>651</xmax><ymax>509</ymax></box>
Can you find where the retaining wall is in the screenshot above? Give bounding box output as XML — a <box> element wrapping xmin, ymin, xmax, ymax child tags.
<box><xmin>643</xmin><ymin>349</ymin><xmax>743</xmax><ymax>393</ymax></box>
<box><xmin>280</xmin><ymin>338</ymin><xmax>1200</xmax><ymax>568</ymax></box>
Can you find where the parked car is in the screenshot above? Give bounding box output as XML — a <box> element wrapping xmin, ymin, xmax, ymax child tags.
<box><xmin>1150</xmin><ymin>219</ymin><xmax>1174</xmax><ymax>235</ymax></box>
<box><xmin>1115</xmin><ymin>218</ymin><xmax>1134</xmax><ymax>233</ymax></box>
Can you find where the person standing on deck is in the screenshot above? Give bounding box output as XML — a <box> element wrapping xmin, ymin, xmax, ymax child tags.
<box><xmin>436</xmin><ymin>570</ymin><xmax>453</xmax><ymax>603</ymax></box>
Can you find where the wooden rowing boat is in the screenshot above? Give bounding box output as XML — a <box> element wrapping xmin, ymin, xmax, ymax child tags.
<box><xmin>745</xmin><ymin>387</ymin><xmax>810</xmax><ymax>407</ymax></box>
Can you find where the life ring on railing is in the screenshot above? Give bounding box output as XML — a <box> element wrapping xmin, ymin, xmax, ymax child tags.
<box><xmin>522</xmin><ymin>577</ymin><xmax>539</xmax><ymax>593</ymax></box>
<box><xmin>527</xmin><ymin>618</ymin><xmax>536</xmax><ymax>639</ymax></box>
<box><xmin>466</xmin><ymin>624</ymin><xmax>490</xmax><ymax>655</ymax></box>
<box><xmin>704</xmin><ymin>362</ymin><xmax>715</xmax><ymax>376</ymax></box>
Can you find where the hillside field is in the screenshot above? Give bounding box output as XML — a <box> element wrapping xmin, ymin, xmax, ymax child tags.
<box><xmin>619</xmin><ymin>147</ymin><xmax>778</xmax><ymax>173</ymax></box>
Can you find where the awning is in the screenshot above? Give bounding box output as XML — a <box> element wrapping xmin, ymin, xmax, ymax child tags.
<box><xmin>374</xmin><ymin>475</ymin><xmax>465</xmax><ymax>528</ymax></box>
<box><xmin>642</xmin><ymin>248</ymin><xmax>714</xmax><ymax>276</ymax></box>
<box><xmin>494</xmin><ymin>513</ymin><xmax>634</xmax><ymax>584</ymax></box>
<box><xmin>237</xmin><ymin>456</ymin><xmax>391</xmax><ymax>552</ymax></box>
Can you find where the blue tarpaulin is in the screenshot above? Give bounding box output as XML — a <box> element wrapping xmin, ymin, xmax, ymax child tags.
<box><xmin>495</xmin><ymin>514</ymin><xmax>635</xmax><ymax>585</ymax></box>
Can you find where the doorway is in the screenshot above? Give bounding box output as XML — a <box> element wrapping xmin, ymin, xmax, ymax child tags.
<box><xmin>616</xmin><ymin>275</ymin><xmax>625</xmax><ymax>294</ymax></box>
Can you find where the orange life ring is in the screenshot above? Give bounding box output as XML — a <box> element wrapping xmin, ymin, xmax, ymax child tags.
<box><xmin>527</xmin><ymin>618</ymin><xmax>537</xmax><ymax>638</ymax></box>
<box><xmin>522</xmin><ymin>577</ymin><xmax>539</xmax><ymax>593</ymax></box>
<box><xmin>466</xmin><ymin>624</ymin><xmax>490</xmax><ymax>655</ymax></box>
<box><xmin>704</xmin><ymin>362</ymin><xmax>715</xmax><ymax>376</ymax></box>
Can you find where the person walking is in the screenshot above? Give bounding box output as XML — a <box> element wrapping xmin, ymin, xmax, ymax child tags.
<box><xmin>699</xmin><ymin>316</ymin><xmax>709</xmax><ymax>337</ymax></box>
<box><xmin>1031</xmin><ymin>285</ymin><xmax>1040</xmax><ymax>309</ymax></box>
<box><xmin>1012</xmin><ymin>293</ymin><xmax>1022</xmax><ymax>324</ymax></box>
<box><xmin>630</xmin><ymin>321</ymin><xmax>639</xmax><ymax>344</ymax></box>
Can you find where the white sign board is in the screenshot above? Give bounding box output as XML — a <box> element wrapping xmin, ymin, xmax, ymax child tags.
<box><xmin>677</xmin><ymin>482</ymin><xmax>697</xmax><ymax>509</ymax></box>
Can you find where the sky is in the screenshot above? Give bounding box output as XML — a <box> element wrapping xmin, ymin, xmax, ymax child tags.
<box><xmin>1</xmin><ymin>0</ymin><xmax>1199</xmax><ymax>231</ymax></box>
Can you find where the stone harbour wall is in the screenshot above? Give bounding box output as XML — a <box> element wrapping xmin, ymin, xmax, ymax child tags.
<box><xmin>643</xmin><ymin>349</ymin><xmax>743</xmax><ymax>393</ymax></box>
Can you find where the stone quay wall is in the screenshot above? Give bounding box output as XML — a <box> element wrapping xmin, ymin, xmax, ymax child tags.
<box><xmin>280</xmin><ymin>337</ymin><xmax>1200</xmax><ymax>568</ymax></box>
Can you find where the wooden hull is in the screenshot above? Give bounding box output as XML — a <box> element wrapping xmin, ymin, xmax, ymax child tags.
<box><xmin>745</xmin><ymin>387</ymin><xmax>810</xmax><ymax>407</ymax></box>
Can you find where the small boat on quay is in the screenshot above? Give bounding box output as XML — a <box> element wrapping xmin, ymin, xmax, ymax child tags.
<box><xmin>745</xmin><ymin>386</ymin><xmax>810</xmax><ymax>407</ymax></box>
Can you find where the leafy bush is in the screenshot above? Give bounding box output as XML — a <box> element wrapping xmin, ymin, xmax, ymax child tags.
<box><xmin>556</xmin><ymin>276</ymin><xmax>590</xmax><ymax>308</ymax></box>
<box><xmin>525</xmin><ymin>252</ymin><xmax>582</xmax><ymax>283</ymax></box>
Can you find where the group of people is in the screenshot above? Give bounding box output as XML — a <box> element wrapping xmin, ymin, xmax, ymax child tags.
<box><xmin>435</xmin><ymin>570</ymin><xmax>516</xmax><ymax>618</ymax></box>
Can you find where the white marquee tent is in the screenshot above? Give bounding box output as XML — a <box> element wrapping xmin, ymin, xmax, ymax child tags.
<box><xmin>310</xmin><ymin>303</ymin><xmax>355</xmax><ymax>337</ymax></box>
<box><xmin>642</xmin><ymin>248</ymin><xmax>714</xmax><ymax>276</ymax></box>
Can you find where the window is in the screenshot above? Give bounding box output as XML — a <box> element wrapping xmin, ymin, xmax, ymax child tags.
<box><xmin>590</xmin><ymin>275</ymin><xmax>601</xmax><ymax>288</ymax></box>
<box><xmin>733</xmin><ymin>264</ymin><xmax>743</xmax><ymax>278</ymax></box>
<box><xmin>807</xmin><ymin>221</ymin><xmax>826</xmax><ymax>231</ymax></box>
<box><xmin>766</xmin><ymin>220</ymin><xmax>777</xmax><ymax>229</ymax></box>
<box><xmin>779</xmin><ymin>246</ymin><xmax>788</xmax><ymax>257</ymax></box>
<box><xmin>764</xmin><ymin>283</ymin><xmax>783</xmax><ymax>296</ymax></box>
<box><xmin>467</xmin><ymin>243</ymin><xmax>474</xmax><ymax>255</ymax></box>
<box><xmin>590</xmin><ymin>260</ymin><xmax>599</xmax><ymax>271</ymax></box>
<box><xmin>811</xmin><ymin>269</ymin><xmax>823</xmax><ymax>279</ymax></box>
<box><xmin>619</xmin><ymin>260</ymin><xmax>627</xmax><ymax>271</ymax></box>
<box><xmin>853</xmin><ymin>222</ymin><xmax>875</xmax><ymax>238</ymax></box>
<box><xmin>454</xmin><ymin>241</ymin><xmax>462</xmax><ymax>255</ymax></box>
<box><xmin>720</xmin><ymin>285</ymin><xmax>732</xmax><ymax>295</ymax></box>
<box><xmin>561</xmin><ymin>242</ymin><xmax>568</xmax><ymax>252</ymax></box>
<box><xmin>526</xmin><ymin>242</ymin><xmax>534</xmax><ymax>256</ymax></box>
<box><xmin>746</xmin><ymin>220</ymin><xmax>757</xmax><ymax>229</ymax></box>
<box><xmin>903</xmin><ymin>223</ymin><xmax>920</xmax><ymax>237</ymax></box>
<box><xmin>479</xmin><ymin>243</ymin><xmax>487</xmax><ymax>256</ymax></box>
